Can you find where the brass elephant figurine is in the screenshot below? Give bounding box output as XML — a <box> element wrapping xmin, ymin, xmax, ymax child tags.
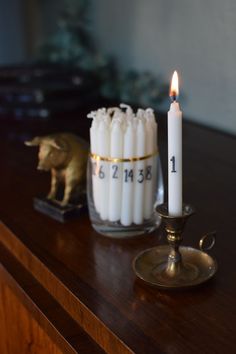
<box><xmin>25</xmin><ymin>133</ymin><xmax>88</xmax><ymax>206</ymax></box>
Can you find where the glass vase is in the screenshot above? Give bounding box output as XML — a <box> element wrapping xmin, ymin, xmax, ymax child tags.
<box><xmin>87</xmin><ymin>151</ymin><xmax>164</xmax><ymax>238</ymax></box>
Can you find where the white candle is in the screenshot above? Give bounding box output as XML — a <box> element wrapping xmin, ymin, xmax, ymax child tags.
<box><xmin>168</xmin><ymin>71</ymin><xmax>183</xmax><ymax>216</ymax></box>
<box><xmin>97</xmin><ymin>118</ymin><xmax>110</xmax><ymax>220</ymax></box>
<box><xmin>109</xmin><ymin>120</ymin><xmax>123</xmax><ymax>222</ymax></box>
<box><xmin>133</xmin><ymin>119</ymin><xmax>146</xmax><ymax>224</ymax></box>
<box><xmin>146</xmin><ymin>109</ymin><xmax>159</xmax><ymax>206</ymax></box>
<box><xmin>89</xmin><ymin>116</ymin><xmax>100</xmax><ymax>213</ymax></box>
<box><xmin>120</xmin><ymin>121</ymin><xmax>135</xmax><ymax>226</ymax></box>
<box><xmin>88</xmin><ymin>109</ymin><xmax>105</xmax><ymax>213</ymax></box>
<box><xmin>144</xmin><ymin>110</ymin><xmax>155</xmax><ymax>219</ymax></box>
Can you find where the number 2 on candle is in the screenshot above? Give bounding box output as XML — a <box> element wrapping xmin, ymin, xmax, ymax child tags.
<box><xmin>112</xmin><ymin>165</ymin><xmax>118</xmax><ymax>179</ymax></box>
<box><xmin>170</xmin><ymin>156</ymin><xmax>177</xmax><ymax>173</ymax></box>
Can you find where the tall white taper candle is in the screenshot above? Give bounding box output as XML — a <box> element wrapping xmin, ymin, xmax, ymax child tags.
<box><xmin>144</xmin><ymin>114</ymin><xmax>154</xmax><ymax>219</ymax></box>
<box><xmin>120</xmin><ymin>121</ymin><xmax>135</xmax><ymax>226</ymax></box>
<box><xmin>133</xmin><ymin>119</ymin><xmax>146</xmax><ymax>224</ymax></box>
<box><xmin>90</xmin><ymin>117</ymin><xmax>100</xmax><ymax>212</ymax></box>
<box><xmin>109</xmin><ymin>120</ymin><xmax>123</xmax><ymax>222</ymax></box>
<box><xmin>168</xmin><ymin>71</ymin><xmax>183</xmax><ymax>216</ymax></box>
<box><xmin>97</xmin><ymin>118</ymin><xmax>110</xmax><ymax>220</ymax></box>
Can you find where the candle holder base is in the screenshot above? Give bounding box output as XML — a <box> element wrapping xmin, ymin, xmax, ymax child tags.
<box><xmin>133</xmin><ymin>245</ymin><xmax>216</xmax><ymax>288</ymax></box>
<box><xmin>133</xmin><ymin>203</ymin><xmax>217</xmax><ymax>289</ymax></box>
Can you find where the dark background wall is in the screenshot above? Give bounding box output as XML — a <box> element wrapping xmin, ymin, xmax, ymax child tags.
<box><xmin>0</xmin><ymin>0</ymin><xmax>26</xmax><ymax>64</ymax></box>
<box><xmin>1</xmin><ymin>0</ymin><xmax>236</xmax><ymax>134</ymax></box>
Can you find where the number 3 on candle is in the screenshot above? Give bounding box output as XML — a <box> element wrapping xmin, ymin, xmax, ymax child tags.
<box><xmin>170</xmin><ymin>156</ymin><xmax>177</xmax><ymax>173</ymax></box>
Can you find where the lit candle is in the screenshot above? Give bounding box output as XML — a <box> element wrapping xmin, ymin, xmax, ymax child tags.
<box><xmin>168</xmin><ymin>71</ymin><xmax>183</xmax><ymax>216</ymax></box>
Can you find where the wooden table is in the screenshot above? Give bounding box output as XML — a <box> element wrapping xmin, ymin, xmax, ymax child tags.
<box><xmin>0</xmin><ymin>114</ymin><xmax>236</xmax><ymax>354</ymax></box>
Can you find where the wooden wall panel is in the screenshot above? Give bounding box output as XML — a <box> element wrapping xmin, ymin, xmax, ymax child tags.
<box><xmin>0</xmin><ymin>277</ymin><xmax>62</xmax><ymax>354</ymax></box>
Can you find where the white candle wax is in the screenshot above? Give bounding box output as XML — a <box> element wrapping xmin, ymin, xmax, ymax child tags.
<box><xmin>149</xmin><ymin>109</ymin><xmax>159</xmax><ymax>206</ymax></box>
<box><xmin>133</xmin><ymin>119</ymin><xmax>146</xmax><ymax>224</ymax></box>
<box><xmin>120</xmin><ymin>103</ymin><xmax>134</xmax><ymax>121</ymax></box>
<box><xmin>168</xmin><ymin>100</ymin><xmax>182</xmax><ymax>216</ymax></box>
<box><xmin>148</xmin><ymin>110</ymin><xmax>160</xmax><ymax>207</ymax></box>
<box><xmin>90</xmin><ymin>117</ymin><xmax>100</xmax><ymax>212</ymax></box>
<box><xmin>109</xmin><ymin>120</ymin><xmax>123</xmax><ymax>222</ymax></box>
<box><xmin>120</xmin><ymin>121</ymin><xmax>135</xmax><ymax>226</ymax></box>
<box><xmin>144</xmin><ymin>114</ymin><xmax>155</xmax><ymax>219</ymax></box>
<box><xmin>97</xmin><ymin>119</ymin><xmax>110</xmax><ymax>220</ymax></box>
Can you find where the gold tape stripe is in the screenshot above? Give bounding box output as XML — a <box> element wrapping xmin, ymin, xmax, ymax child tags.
<box><xmin>89</xmin><ymin>151</ymin><xmax>158</xmax><ymax>163</ymax></box>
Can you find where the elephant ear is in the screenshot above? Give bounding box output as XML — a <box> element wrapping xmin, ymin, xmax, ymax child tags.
<box><xmin>48</xmin><ymin>137</ymin><xmax>69</xmax><ymax>152</ymax></box>
<box><xmin>24</xmin><ymin>136</ymin><xmax>42</xmax><ymax>146</ymax></box>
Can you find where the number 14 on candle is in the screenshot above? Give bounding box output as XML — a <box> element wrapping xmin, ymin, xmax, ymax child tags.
<box><xmin>168</xmin><ymin>71</ymin><xmax>183</xmax><ymax>216</ymax></box>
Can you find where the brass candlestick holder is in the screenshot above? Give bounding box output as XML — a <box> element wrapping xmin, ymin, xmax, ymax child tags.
<box><xmin>133</xmin><ymin>203</ymin><xmax>217</xmax><ymax>289</ymax></box>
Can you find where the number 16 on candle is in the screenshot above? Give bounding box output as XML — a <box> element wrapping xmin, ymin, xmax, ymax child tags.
<box><xmin>168</xmin><ymin>71</ymin><xmax>183</xmax><ymax>216</ymax></box>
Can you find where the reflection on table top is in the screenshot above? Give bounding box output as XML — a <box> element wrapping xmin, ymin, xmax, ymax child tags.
<box><xmin>0</xmin><ymin>114</ymin><xmax>236</xmax><ymax>354</ymax></box>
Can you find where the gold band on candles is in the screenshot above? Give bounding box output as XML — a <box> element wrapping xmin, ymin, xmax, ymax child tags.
<box><xmin>89</xmin><ymin>151</ymin><xmax>158</xmax><ymax>163</ymax></box>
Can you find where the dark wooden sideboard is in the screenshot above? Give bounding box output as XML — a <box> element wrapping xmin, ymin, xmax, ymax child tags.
<box><xmin>0</xmin><ymin>114</ymin><xmax>236</xmax><ymax>354</ymax></box>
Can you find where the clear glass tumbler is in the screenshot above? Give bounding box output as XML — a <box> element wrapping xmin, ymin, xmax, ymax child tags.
<box><xmin>87</xmin><ymin>151</ymin><xmax>164</xmax><ymax>238</ymax></box>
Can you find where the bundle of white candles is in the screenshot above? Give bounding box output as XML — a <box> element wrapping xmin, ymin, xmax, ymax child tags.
<box><xmin>88</xmin><ymin>104</ymin><xmax>158</xmax><ymax>226</ymax></box>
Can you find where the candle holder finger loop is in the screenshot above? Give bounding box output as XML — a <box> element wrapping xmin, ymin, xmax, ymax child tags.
<box><xmin>133</xmin><ymin>203</ymin><xmax>217</xmax><ymax>289</ymax></box>
<box><xmin>199</xmin><ymin>232</ymin><xmax>216</xmax><ymax>252</ymax></box>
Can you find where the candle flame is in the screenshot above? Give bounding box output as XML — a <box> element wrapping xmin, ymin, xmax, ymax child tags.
<box><xmin>170</xmin><ymin>71</ymin><xmax>179</xmax><ymax>101</ymax></box>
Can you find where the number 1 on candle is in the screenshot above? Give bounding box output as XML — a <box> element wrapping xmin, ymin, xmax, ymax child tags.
<box><xmin>170</xmin><ymin>156</ymin><xmax>177</xmax><ymax>173</ymax></box>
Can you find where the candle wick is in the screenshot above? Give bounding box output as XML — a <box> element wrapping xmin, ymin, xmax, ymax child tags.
<box><xmin>170</xmin><ymin>94</ymin><xmax>178</xmax><ymax>102</ymax></box>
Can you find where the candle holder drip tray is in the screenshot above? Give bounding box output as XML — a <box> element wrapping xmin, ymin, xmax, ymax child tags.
<box><xmin>133</xmin><ymin>204</ymin><xmax>217</xmax><ymax>289</ymax></box>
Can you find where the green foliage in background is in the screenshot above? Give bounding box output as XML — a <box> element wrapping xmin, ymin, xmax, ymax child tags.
<box><xmin>38</xmin><ymin>0</ymin><xmax>168</xmax><ymax>108</ymax></box>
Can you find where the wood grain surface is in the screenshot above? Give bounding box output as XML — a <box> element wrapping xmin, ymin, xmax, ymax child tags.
<box><xmin>0</xmin><ymin>243</ymin><xmax>104</xmax><ymax>354</ymax></box>
<box><xmin>0</xmin><ymin>114</ymin><xmax>236</xmax><ymax>353</ymax></box>
<box><xmin>0</xmin><ymin>280</ymin><xmax>63</xmax><ymax>354</ymax></box>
